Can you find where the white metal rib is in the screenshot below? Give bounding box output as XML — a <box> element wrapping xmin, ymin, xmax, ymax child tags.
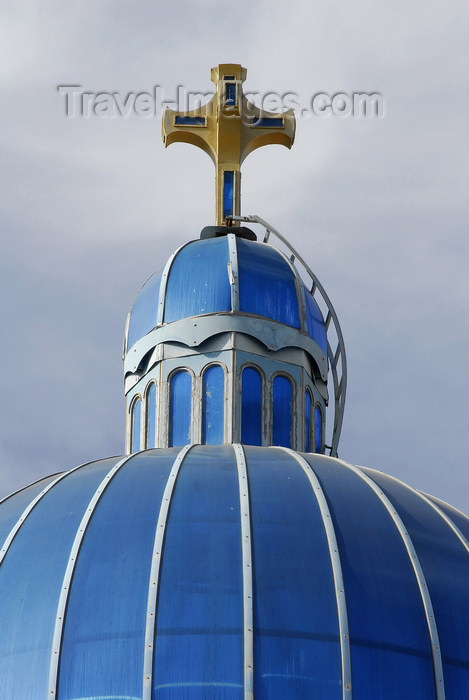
<box><xmin>227</xmin><ymin>233</ymin><xmax>240</xmax><ymax>312</ymax></box>
<box><xmin>363</xmin><ymin>468</ymin><xmax>469</xmax><ymax>556</ymax></box>
<box><xmin>48</xmin><ymin>454</ymin><xmax>134</xmax><ymax>696</ymax></box>
<box><xmin>156</xmin><ymin>242</ymin><xmax>187</xmax><ymax>326</ymax></box>
<box><xmin>277</xmin><ymin>448</ymin><xmax>352</xmax><ymax>698</ymax></box>
<box><xmin>0</xmin><ymin>459</ymin><xmax>118</xmax><ymax>566</ymax></box>
<box><xmin>422</xmin><ymin>492</ymin><xmax>469</xmax><ymax>553</ymax></box>
<box><xmin>233</xmin><ymin>444</ymin><xmax>254</xmax><ymax>700</ymax></box>
<box><xmin>142</xmin><ymin>444</ymin><xmax>194</xmax><ymax>700</ymax></box>
<box><xmin>0</xmin><ymin>472</ymin><xmax>60</xmax><ymax>507</ymax></box>
<box><xmin>338</xmin><ymin>459</ymin><xmax>445</xmax><ymax>699</ymax></box>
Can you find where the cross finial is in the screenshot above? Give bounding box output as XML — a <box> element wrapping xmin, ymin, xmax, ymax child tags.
<box><xmin>162</xmin><ymin>63</ymin><xmax>296</xmax><ymax>226</ymax></box>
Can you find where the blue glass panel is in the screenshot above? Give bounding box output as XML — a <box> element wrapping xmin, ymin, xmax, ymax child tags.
<box><xmin>237</xmin><ymin>238</ymin><xmax>300</xmax><ymax>328</ymax></box>
<box><xmin>315</xmin><ymin>405</ymin><xmax>322</xmax><ymax>453</ymax></box>
<box><xmin>127</xmin><ymin>268</ymin><xmax>163</xmax><ymax>351</ymax></box>
<box><xmin>0</xmin><ymin>474</ymin><xmax>58</xmax><ymax>548</ymax></box>
<box><xmin>425</xmin><ymin>495</ymin><xmax>469</xmax><ymax>541</ymax></box>
<box><xmin>241</xmin><ymin>367</ymin><xmax>262</xmax><ymax>446</ymax></box>
<box><xmin>245</xmin><ymin>447</ymin><xmax>342</xmax><ymax>697</ymax></box>
<box><xmin>224</xmin><ymin>83</ymin><xmax>237</xmax><ymax>106</ymax></box>
<box><xmin>169</xmin><ymin>371</ymin><xmax>192</xmax><ymax>447</ymax></box>
<box><xmin>164</xmin><ymin>238</ymin><xmax>231</xmax><ymax>323</ymax></box>
<box><xmin>131</xmin><ymin>397</ymin><xmax>141</xmax><ymax>453</ymax></box>
<box><xmin>57</xmin><ymin>450</ymin><xmax>180</xmax><ymax>699</ymax></box>
<box><xmin>175</xmin><ymin>116</ymin><xmax>206</xmax><ymax>126</ymax></box>
<box><xmin>146</xmin><ymin>382</ymin><xmax>157</xmax><ymax>449</ymax></box>
<box><xmin>272</xmin><ymin>375</ymin><xmax>292</xmax><ymax>448</ymax></box>
<box><xmin>153</xmin><ymin>446</ymin><xmax>243</xmax><ymax>698</ymax></box>
<box><xmin>304</xmin><ymin>288</ymin><xmax>327</xmax><ymax>354</ymax></box>
<box><xmin>202</xmin><ymin>366</ymin><xmax>225</xmax><ymax>445</ymax></box>
<box><xmin>0</xmin><ymin>457</ymin><xmax>119</xmax><ymax>698</ymax></box>
<box><xmin>305</xmin><ymin>390</ymin><xmax>312</xmax><ymax>452</ymax></box>
<box><xmin>223</xmin><ymin>170</ymin><xmax>234</xmax><ymax>219</ymax></box>
<box><xmin>305</xmin><ymin>455</ymin><xmax>436</xmax><ymax>698</ymax></box>
<box><xmin>251</xmin><ymin>117</ymin><xmax>284</xmax><ymax>128</ymax></box>
<box><xmin>362</xmin><ymin>469</ymin><xmax>469</xmax><ymax>698</ymax></box>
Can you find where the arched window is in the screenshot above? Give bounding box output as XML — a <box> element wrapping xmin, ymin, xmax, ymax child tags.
<box><xmin>202</xmin><ymin>365</ymin><xmax>225</xmax><ymax>445</ymax></box>
<box><xmin>146</xmin><ymin>382</ymin><xmax>157</xmax><ymax>449</ymax></box>
<box><xmin>272</xmin><ymin>375</ymin><xmax>293</xmax><ymax>448</ymax></box>
<box><xmin>241</xmin><ymin>366</ymin><xmax>262</xmax><ymax>445</ymax></box>
<box><xmin>315</xmin><ymin>405</ymin><xmax>323</xmax><ymax>454</ymax></box>
<box><xmin>169</xmin><ymin>371</ymin><xmax>192</xmax><ymax>447</ymax></box>
<box><xmin>305</xmin><ymin>389</ymin><xmax>312</xmax><ymax>452</ymax></box>
<box><xmin>130</xmin><ymin>397</ymin><xmax>141</xmax><ymax>453</ymax></box>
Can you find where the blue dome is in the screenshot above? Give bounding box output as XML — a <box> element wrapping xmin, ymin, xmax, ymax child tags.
<box><xmin>0</xmin><ymin>445</ymin><xmax>468</xmax><ymax>698</ymax></box>
<box><xmin>125</xmin><ymin>236</ymin><xmax>327</xmax><ymax>356</ymax></box>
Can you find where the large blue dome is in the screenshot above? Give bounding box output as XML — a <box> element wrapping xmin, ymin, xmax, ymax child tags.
<box><xmin>124</xmin><ymin>236</ymin><xmax>327</xmax><ymax>357</ymax></box>
<box><xmin>6</xmin><ymin>60</ymin><xmax>466</xmax><ymax>700</ymax></box>
<box><xmin>0</xmin><ymin>445</ymin><xmax>468</xmax><ymax>698</ymax></box>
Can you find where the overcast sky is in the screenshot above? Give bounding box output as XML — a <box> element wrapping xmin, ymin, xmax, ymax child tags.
<box><xmin>1</xmin><ymin>1</ymin><xmax>468</xmax><ymax>513</ymax></box>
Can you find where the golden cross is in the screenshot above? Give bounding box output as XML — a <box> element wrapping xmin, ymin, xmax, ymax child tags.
<box><xmin>162</xmin><ymin>63</ymin><xmax>296</xmax><ymax>226</ymax></box>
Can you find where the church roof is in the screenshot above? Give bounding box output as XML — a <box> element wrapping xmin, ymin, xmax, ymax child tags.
<box><xmin>125</xmin><ymin>235</ymin><xmax>327</xmax><ymax>357</ymax></box>
<box><xmin>0</xmin><ymin>445</ymin><xmax>468</xmax><ymax>697</ymax></box>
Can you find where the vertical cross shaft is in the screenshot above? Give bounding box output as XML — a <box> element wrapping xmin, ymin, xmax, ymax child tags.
<box><xmin>162</xmin><ymin>63</ymin><xmax>295</xmax><ymax>226</ymax></box>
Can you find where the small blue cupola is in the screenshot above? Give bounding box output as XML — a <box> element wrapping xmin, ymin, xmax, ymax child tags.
<box><xmin>123</xmin><ymin>63</ymin><xmax>346</xmax><ymax>457</ymax></box>
<box><xmin>123</xmin><ymin>221</ymin><xmax>346</xmax><ymax>457</ymax></box>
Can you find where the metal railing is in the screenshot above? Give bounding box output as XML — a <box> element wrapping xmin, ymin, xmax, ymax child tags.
<box><xmin>233</xmin><ymin>214</ymin><xmax>347</xmax><ymax>457</ymax></box>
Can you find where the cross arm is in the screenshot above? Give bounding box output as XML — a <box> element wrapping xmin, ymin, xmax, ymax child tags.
<box><xmin>162</xmin><ymin>102</ymin><xmax>218</xmax><ymax>164</ymax></box>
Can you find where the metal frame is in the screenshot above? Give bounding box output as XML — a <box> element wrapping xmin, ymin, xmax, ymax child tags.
<box><xmin>127</xmin><ymin>339</ymin><xmax>326</xmax><ymax>452</ymax></box>
<box><xmin>166</xmin><ymin>367</ymin><xmax>196</xmax><ymax>447</ymax></box>
<box><xmin>304</xmin><ymin>386</ymin><xmax>313</xmax><ymax>452</ymax></box>
<box><xmin>227</xmin><ymin>233</ymin><xmax>240</xmax><ymax>311</ymax></box>
<box><xmin>276</xmin><ymin>246</ymin><xmax>308</xmax><ymax>335</ymax></box>
<box><xmin>48</xmin><ymin>454</ymin><xmax>134</xmax><ymax>697</ymax></box>
<box><xmin>156</xmin><ymin>242</ymin><xmax>188</xmax><ymax>327</ymax></box>
<box><xmin>129</xmin><ymin>393</ymin><xmax>143</xmax><ymax>454</ymax></box>
<box><xmin>233</xmin><ymin>214</ymin><xmax>347</xmax><ymax>457</ymax></box>
<box><xmin>0</xmin><ymin>473</ymin><xmax>66</xmax><ymax>507</ymax></box>
<box><xmin>278</xmin><ymin>448</ymin><xmax>352</xmax><ymax>698</ymax></box>
<box><xmin>270</xmin><ymin>371</ymin><xmax>297</xmax><ymax>450</ymax></box>
<box><xmin>338</xmin><ymin>459</ymin><xmax>446</xmax><ymax>699</ymax></box>
<box><xmin>238</xmin><ymin>362</ymin><xmax>266</xmax><ymax>445</ymax></box>
<box><xmin>0</xmin><ymin>460</ymin><xmax>108</xmax><ymax>566</ymax></box>
<box><xmin>416</xmin><ymin>495</ymin><xmax>469</xmax><ymax>552</ymax></box>
<box><xmin>419</xmin><ymin>492</ymin><xmax>469</xmax><ymax>554</ymax></box>
<box><xmin>233</xmin><ymin>444</ymin><xmax>254</xmax><ymax>700</ymax></box>
<box><xmin>143</xmin><ymin>444</ymin><xmax>193</xmax><ymax>699</ymax></box>
<box><xmin>124</xmin><ymin>314</ymin><xmax>327</xmax><ymax>380</ymax></box>
<box><xmin>315</xmin><ymin>402</ymin><xmax>325</xmax><ymax>454</ymax></box>
<box><xmin>364</xmin><ymin>468</ymin><xmax>469</xmax><ymax>555</ymax></box>
<box><xmin>144</xmin><ymin>380</ymin><xmax>158</xmax><ymax>450</ymax></box>
<box><xmin>201</xmin><ymin>362</ymin><xmax>229</xmax><ymax>445</ymax></box>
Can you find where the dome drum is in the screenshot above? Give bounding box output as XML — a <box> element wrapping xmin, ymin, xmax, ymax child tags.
<box><xmin>125</xmin><ymin>339</ymin><xmax>327</xmax><ymax>454</ymax></box>
<box><xmin>124</xmin><ymin>312</ymin><xmax>328</xmax><ymax>389</ymax></box>
<box><xmin>123</xmin><ymin>234</ymin><xmax>329</xmax><ymax>369</ymax></box>
<box><xmin>123</xmin><ymin>228</ymin><xmax>344</xmax><ymax>455</ymax></box>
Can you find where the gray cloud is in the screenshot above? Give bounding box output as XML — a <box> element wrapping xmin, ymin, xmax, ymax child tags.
<box><xmin>1</xmin><ymin>1</ymin><xmax>468</xmax><ymax>513</ymax></box>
